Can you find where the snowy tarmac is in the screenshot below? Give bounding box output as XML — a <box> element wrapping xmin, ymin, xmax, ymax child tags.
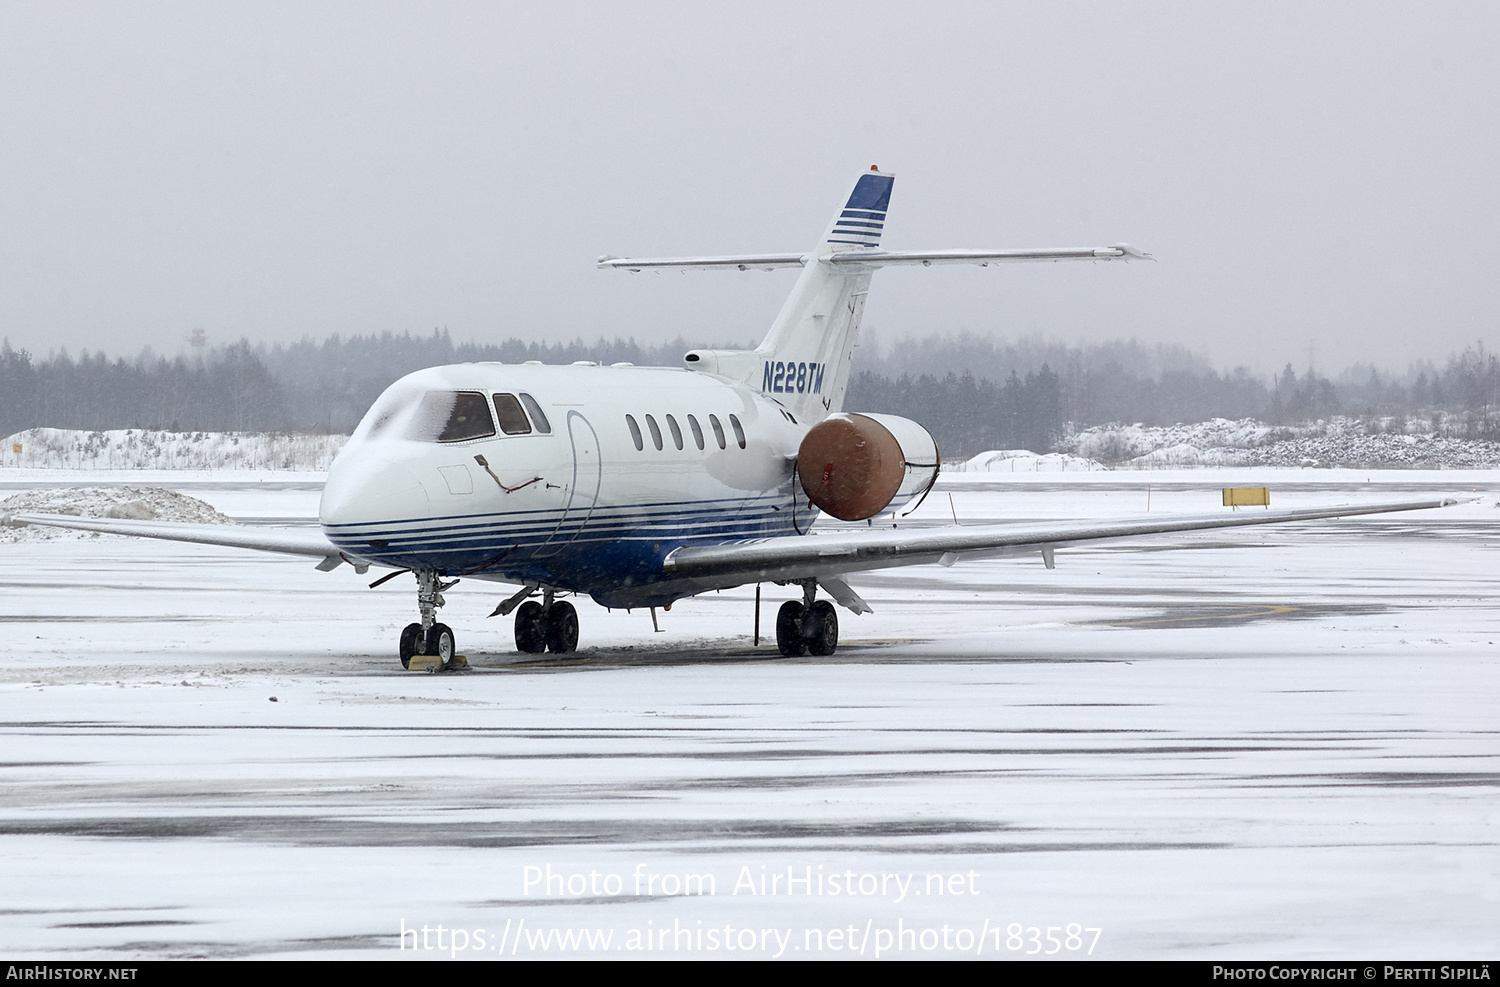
<box><xmin>1</xmin><ymin>469</ymin><xmax>1498</xmax><ymax>960</ymax></box>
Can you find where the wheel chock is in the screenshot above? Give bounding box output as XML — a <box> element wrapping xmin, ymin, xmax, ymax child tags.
<box><xmin>404</xmin><ymin>654</ymin><xmax>468</xmax><ymax>673</ymax></box>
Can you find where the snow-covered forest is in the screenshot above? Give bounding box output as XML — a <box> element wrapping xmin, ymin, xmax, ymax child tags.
<box><xmin>7</xmin><ymin>416</ymin><xmax>1498</xmax><ymax>473</ymax></box>
<box><xmin>3</xmin><ymin>331</ymin><xmax>1499</xmax><ymax>459</ymax></box>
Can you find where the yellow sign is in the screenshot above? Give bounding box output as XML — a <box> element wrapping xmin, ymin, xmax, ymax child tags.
<box><xmin>11</xmin><ymin>444</ymin><xmax>19</xmax><ymax>455</ymax></box>
<box><xmin>1223</xmin><ymin>487</ymin><xmax>1271</xmax><ymax>508</ymax></box>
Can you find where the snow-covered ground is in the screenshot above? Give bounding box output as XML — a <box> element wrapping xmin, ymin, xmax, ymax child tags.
<box><xmin>0</xmin><ymin>470</ymin><xmax>1497</xmax><ymax>960</ymax></box>
<box><xmin>1061</xmin><ymin>417</ymin><xmax>1500</xmax><ymax>470</ymax></box>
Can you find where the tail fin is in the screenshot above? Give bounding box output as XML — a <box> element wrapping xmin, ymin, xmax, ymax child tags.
<box><xmin>747</xmin><ymin>168</ymin><xmax>893</xmax><ymax>420</ymax></box>
<box><xmin>824</xmin><ymin>170</ymin><xmax>894</xmax><ymax>249</ymax></box>
<box><xmin>602</xmin><ymin>167</ymin><xmax>1145</xmax><ymax>422</ymax></box>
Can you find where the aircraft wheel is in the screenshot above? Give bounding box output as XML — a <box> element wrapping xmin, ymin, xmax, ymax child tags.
<box><xmin>804</xmin><ymin>600</ymin><xmax>838</xmax><ymax>656</ymax></box>
<box><xmin>545</xmin><ymin>601</ymin><xmax>579</xmax><ymax>654</ymax></box>
<box><xmin>515</xmin><ymin>602</ymin><xmax>547</xmax><ymax>653</ymax></box>
<box><xmin>399</xmin><ymin>622</ymin><xmax>423</xmax><ymax>669</ymax></box>
<box><xmin>427</xmin><ymin>623</ymin><xmax>456</xmax><ymax>662</ymax></box>
<box><xmin>776</xmin><ymin>601</ymin><xmax>807</xmax><ymax>657</ymax></box>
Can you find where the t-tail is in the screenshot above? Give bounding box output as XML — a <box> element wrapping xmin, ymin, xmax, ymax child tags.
<box><xmin>598</xmin><ymin>167</ymin><xmax>1149</xmax><ymax>423</ymax></box>
<box><xmin>732</xmin><ymin>168</ymin><xmax>892</xmax><ymax>420</ymax></box>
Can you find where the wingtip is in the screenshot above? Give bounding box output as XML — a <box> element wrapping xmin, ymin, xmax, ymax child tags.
<box><xmin>1113</xmin><ymin>242</ymin><xmax>1155</xmax><ymax>261</ymax></box>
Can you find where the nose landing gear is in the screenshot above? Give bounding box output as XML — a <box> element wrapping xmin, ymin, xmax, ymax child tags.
<box><xmin>398</xmin><ymin>569</ymin><xmax>461</xmax><ymax>670</ymax></box>
<box><xmin>774</xmin><ymin>581</ymin><xmax>839</xmax><ymax>657</ymax></box>
<box><xmin>399</xmin><ymin>621</ymin><xmax>456</xmax><ymax>668</ymax></box>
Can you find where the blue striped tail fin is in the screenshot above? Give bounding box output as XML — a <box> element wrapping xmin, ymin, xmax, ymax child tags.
<box><xmin>825</xmin><ymin>171</ymin><xmax>894</xmax><ymax>249</ymax></box>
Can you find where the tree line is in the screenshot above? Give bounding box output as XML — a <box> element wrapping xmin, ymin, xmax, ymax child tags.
<box><xmin>3</xmin><ymin>331</ymin><xmax>1499</xmax><ymax>456</ymax></box>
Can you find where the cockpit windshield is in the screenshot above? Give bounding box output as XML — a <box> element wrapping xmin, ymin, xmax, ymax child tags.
<box><xmin>408</xmin><ymin>391</ymin><xmax>496</xmax><ymax>443</ymax></box>
<box><xmin>350</xmin><ymin>381</ymin><xmax>550</xmax><ymax>449</ymax></box>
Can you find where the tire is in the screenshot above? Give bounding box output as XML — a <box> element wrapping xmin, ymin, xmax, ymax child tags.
<box><xmin>804</xmin><ymin>600</ymin><xmax>838</xmax><ymax>656</ymax></box>
<box><xmin>399</xmin><ymin>622</ymin><xmax>423</xmax><ymax>669</ymax></box>
<box><xmin>515</xmin><ymin>601</ymin><xmax>547</xmax><ymax>653</ymax></box>
<box><xmin>775</xmin><ymin>601</ymin><xmax>807</xmax><ymax>657</ymax></box>
<box><xmin>545</xmin><ymin>601</ymin><xmax>579</xmax><ymax>654</ymax></box>
<box><xmin>428</xmin><ymin>623</ymin><xmax>456</xmax><ymax>662</ymax></box>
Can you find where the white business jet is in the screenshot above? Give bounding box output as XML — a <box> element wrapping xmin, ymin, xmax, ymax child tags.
<box><xmin>18</xmin><ymin>168</ymin><xmax>1452</xmax><ymax>666</ymax></box>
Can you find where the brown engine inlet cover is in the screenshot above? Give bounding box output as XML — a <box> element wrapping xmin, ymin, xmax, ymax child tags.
<box><xmin>797</xmin><ymin>414</ymin><xmax>905</xmax><ymax>521</ymax></box>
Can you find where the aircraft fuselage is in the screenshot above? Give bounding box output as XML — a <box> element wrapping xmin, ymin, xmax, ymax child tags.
<box><xmin>319</xmin><ymin>362</ymin><xmax>813</xmax><ymax>608</ymax></box>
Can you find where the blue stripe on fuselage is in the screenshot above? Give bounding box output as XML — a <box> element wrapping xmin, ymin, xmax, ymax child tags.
<box><xmin>327</xmin><ymin>494</ymin><xmax>808</xmax><ymax>596</ymax></box>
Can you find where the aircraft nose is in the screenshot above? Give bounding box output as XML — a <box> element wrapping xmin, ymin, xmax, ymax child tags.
<box><xmin>319</xmin><ymin>454</ymin><xmax>432</xmax><ymax>529</ymax></box>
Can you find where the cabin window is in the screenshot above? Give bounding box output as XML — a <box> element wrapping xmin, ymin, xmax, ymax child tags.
<box><xmin>687</xmin><ymin>414</ymin><xmax>705</xmax><ymax>450</ymax></box>
<box><xmin>626</xmin><ymin>414</ymin><xmax>643</xmax><ymax>451</ymax></box>
<box><xmin>492</xmin><ymin>393</ymin><xmax>532</xmax><ymax>435</ymax></box>
<box><xmin>645</xmin><ymin>414</ymin><xmax>664</xmax><ymax>451</ymax></box>
<box><xmin>518</xmin><ymin>393</ymin><xmax>551</xmax><ymax>434</ymax></box>
<box><xmin>410</xmin><ymin>391</ymin><xmax>496</xmax><ymax>443</ymax></box>
<box><xmin>709</xmin><ymin>414</ymin><xmax>726</xmax><ymax>450</ymax></box>
<box><xmin>729</xmin><ymin>414</ymin><xmax>746</xmax><ymax>449</ymax></box>
<box><xmin>665</xmin><ymin>414</ymin><xmax>684</xmax><ymax>450</ymax></box>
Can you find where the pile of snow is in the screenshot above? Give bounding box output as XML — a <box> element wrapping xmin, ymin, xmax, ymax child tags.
<box><xmin>0</xmin><ymin>428</ymin><xmax>346</xmax><ymax>471</ymax></box>
<box><xmin>0</xmin><ymin>487</ymin><xmax>234</xmax><ymax>542</ymax></box>
<box><xmin>1068</xmin><ymin>419</ymin><xmax>1282</xmax><ymax>464</ymax></box>
<box><xmin>1060</xmin><ymin>417</ymin><xmax>1500</xmax><ymax>470</ymax></box>
<box><xmin>1122</xmin><ymin>443</ymin><xmax>1257</xmax><ymax>468</ymax></box>
<box><xmin>960</xmin><ymin>450</ymin><xmax>1108</xmax><ymax>472</ymax></box>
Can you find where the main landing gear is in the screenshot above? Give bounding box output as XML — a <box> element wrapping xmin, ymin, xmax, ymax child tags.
<box><xmin>775</xmin><ymin>581</ymin><xmax>838</xmax><ymax>657</ymax></box>
<box><xmin>514</xmin><ymin>590</ymin><xmax>578</xmax><ymax>654</ymax></box>
<box><xmin>488</xmin><ymin>585</ymin><xmax>579</xmax><ymax>655</ymax></box>
<box><xmin>399</xmin><ymin>569</ymin><xmax>461</xmax><ymax>670</ymax></box>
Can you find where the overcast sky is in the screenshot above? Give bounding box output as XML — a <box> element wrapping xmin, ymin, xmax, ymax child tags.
<box><xmin>1</xmin><ymin>2</ymin><xmax>1496</xmax><ymax>375</ymax></box>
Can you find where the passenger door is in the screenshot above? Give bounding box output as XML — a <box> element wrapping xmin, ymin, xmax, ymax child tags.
<box><xmin>534</xmin><ymin>411</ymin><xmax>600</xmax><ymax>557</ymax></box>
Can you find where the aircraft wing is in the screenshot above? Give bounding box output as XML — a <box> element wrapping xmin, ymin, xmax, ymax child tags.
<box><xmin>11</xmin><ymin>513</ymin><xmax>357</xmax><ymax>570</ymax></box>
<box><xmin>663</xmin><ymin>498</ymin><xmax>1456</xmax><ymax>586</ymax></box>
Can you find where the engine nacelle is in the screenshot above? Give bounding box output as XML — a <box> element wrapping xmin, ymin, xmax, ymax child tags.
<box><xmin>797</xmin><ymin>413</ymin><xmax>940</xmax><ymax>521</ymax></box>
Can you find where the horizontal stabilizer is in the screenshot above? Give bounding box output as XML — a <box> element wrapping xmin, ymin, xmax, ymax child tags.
<box><xmin>596</xmin><ymin>244</ymin><xmax>1150</xmax><ymax>273</ymax></box>
<box><xmin>598</xmin><ymin>168</ymin><xmax>1150</xmax><ymax>423</ymax></box>
<box><xmin>829</xmin><ymin>243</ymin><xmax>1153</xmax><ymax>267</ymax></box>
<box><xmin>597</xmin><ymin>253</ymin><xmax>807</xmax><ymax>272</ymax></box>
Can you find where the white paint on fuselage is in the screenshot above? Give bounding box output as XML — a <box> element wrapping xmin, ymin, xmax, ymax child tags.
<box><xmin>319</xmin><ymin>363</ymin><xmax>811</xmax><ymax>606</ymax></box>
